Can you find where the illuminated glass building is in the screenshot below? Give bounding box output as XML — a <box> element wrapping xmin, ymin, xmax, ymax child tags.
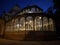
<box><xmin>0</xmin><ymin>5</ymin><xmax>56</xmax><ymax>41</ymax></box>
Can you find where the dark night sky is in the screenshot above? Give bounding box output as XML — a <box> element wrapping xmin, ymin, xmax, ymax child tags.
<box><xmin>0</xmin><ymin>0</ymin><xmax>53</xmax><ymax>15</ymax></box>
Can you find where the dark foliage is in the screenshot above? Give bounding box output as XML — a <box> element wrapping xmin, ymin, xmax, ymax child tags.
<box><xmin>53</xmin><ymin>0</ymin><xmax>60</xmax><ymax>36</ymax></box>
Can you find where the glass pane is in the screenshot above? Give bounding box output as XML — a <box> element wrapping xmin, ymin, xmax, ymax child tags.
<box><xmin>19</xmin><ymin>17</ymin><xmax>25</xmax><ymax>31</ymax></box>
<box><xmin>36</xmin><ymin>8</ymin><xmax>39</xmax><ymax>13</ymax></box>
<box><xmin>49</xmin><ymin>18</ymin><xmax>54</xmax><ymax>31</ymax></box>
<box><xmin>6</xmin><ymin>22</ymin><xmax>11</xmax><ymax>32</ymax></box>
<box><xmin>31</xmin><ymin>8</ymin><xmax>35</xmax><ymax>12</ymax></box>
<box><xmin>26</xmin><ymin>16</ymin><xmax>33</xmax><ymax>31</ymax></box>
<box><xmin>43</xmin><ymin>17</ymin><xmax>48</xmax><ymax>31</ymax></box>
<box><xmin>14</xmin><ymin>18</ymin><xmax>19</xmax><ymax>31</ymax></box>
<box><xmin>28</xmin><ymin>8</ymin><xmax>35</xmax><ymax>13</ymax></box>
<box><xmin>35</xmin><ymin>16</ymin><xmax>42</xmax><ymax>31</ymax></box>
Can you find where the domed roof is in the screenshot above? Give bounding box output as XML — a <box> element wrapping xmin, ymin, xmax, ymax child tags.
<box><xmin>21</xmin><ymin>5</ymin><xmax>43</xmax><ymax>11</ymax></box>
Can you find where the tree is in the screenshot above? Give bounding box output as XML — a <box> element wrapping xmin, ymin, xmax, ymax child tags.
<box><xmin>53</xmin><ymin>0</ymin><xmax>60</xmax><ymax>10</ymax></box>
<box><xmin>53</xmin><ymin>0</ymin><xmax>60</xmax><ymax>36</ymax></box>
<box><xmin>53</xmin><ymin>0</ymin><xmax>60</xmax><ymax>14</ymax></box>
<box><xmin>47</xmin><ymin>6</ymin><xmax>53</xmax><ymax>14</ymax></box>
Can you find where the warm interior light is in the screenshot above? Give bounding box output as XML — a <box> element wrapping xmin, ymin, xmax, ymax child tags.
<box><xmin>16</xmin><ymin>24</ymin><xmax>20</xmax><ymax>27</ymax></box>
<box><xmin>29</xmin><ymin>20</ymin><xmax>32</xmax><ymax>23</ymax></box>
<box><xmin>26</xmin><ymin>22</ymin><xmax>28</xmax><ymax>24</ymax></box>
<box><xmin>28</xmin><ymin>11</ymin><xmax>33</xmax><ymax>13</ymax></box>
<box><xmin>20</xmin><ymin>24</ymin><xmax>22</xmax><ymax>27</ymax></box>
<box><xmin>39</xmin><ymin>17</ymin><xmax>42</xmax><ymax>19</ymax></box>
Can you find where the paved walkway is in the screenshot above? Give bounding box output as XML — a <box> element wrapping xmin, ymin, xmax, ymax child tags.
<box><xmin>0</xmin><ymin>38</ymin><xmax>60</xmax><ymax>45</ymax></box>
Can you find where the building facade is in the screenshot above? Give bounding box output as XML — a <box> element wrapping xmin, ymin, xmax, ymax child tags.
<box><xmin>0</xmin><ymin>18</ymin><xmax>5</xmax><ymax>37</ymax></box>
<box><xmin>0</xmin><ymin>5</ymin><xmax>57</xmax><ymax>41</ymax></box>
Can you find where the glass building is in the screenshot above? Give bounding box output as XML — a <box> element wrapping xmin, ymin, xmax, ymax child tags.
<box><xmin>2</xmin><ymin>5</ymin><xmax>56</xmax><ymax>40</ymax></box>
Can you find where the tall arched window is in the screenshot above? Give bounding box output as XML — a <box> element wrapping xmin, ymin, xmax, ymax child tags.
<box><xmin>43</xmin><ymin>17</ymin><xmax>48</xmax><ymax>31</ymax></box>
<box><xmin>35</xmin><ymin>16</ymin><xmax>42</xmax><ymax>31</ymax></box>
<box><xmin>19</xmin><ymin>17</ymin><xmax>25</xmax><ymax>31</ymax></box>
<box><xmin>6</xmin><ymin>23</ymin><xmax>9</xmax><ymax>32</ymax></box>
<box><xmin>49</xmin><ymin>18</ymin><xmax>54</xmax><ymax>31</ymax></box>
<box><xmin>6</xmin><ymin>22</ymin><xmax>11</xmax><ymax>32</ymax></box>
<box><xmin>10</xmin><ymin>21</ymin><xmax>13</xmax><ymax>32</ymax></box>
<box><xmin>26</xmin><ymin>16</ymin><xmax>33</xmax><ymax>30</ymax></box>
<box><xmin>14</xmin><ymin>18</ymin><xmax>19</xmax><ymax>31</ymax></box>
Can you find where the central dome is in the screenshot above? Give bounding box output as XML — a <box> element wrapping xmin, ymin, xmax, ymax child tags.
<box><xmin>18</xmin><ymin>5</ymin><xmax>43</xmax><ymax>15</ymax></box>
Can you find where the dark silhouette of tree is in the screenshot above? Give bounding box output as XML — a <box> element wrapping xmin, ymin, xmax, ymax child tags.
<box><xmin>53</xmin><ymin>0</ymin><xmax>60</xmax><ymax>14</ymax></box>
<box><xmin>1</xmin><ymin>11</ymin><xmax>6</xmax><ymax>19</ymax></box>
<box><xmin>47</xmin><ymin>6</ymin><xmax>53</xmax><ymax>14</ymax></box>
<box><xmin>53</xmin><ymin>0</ymin><xmax>60</xmax><ymax>18</ymax></box>
<box><xmin>9</xmin><ymin>4</ymin><xmax>21</xmax><ymax>14</ymax></box>
<box><xmin>53</xmin><ymin>0</ymin><xmax>60</xmax><ymax>36</ymax></box>
<box><xmin>53</xmin><ymin>0</ymin><xmax>60</xmax><ymax>10</ymax></box>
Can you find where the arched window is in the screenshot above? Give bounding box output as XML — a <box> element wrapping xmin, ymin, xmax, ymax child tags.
<box><xmin>43</xmin><ymin>17</ymin><xmax>48</xmax><ymax>31</ymax></box>
<box><xmin>6</xmin><ymin>22</ymin><xmax>11</xmax><ymax>32</ymax></box>
<box><xmin>6</xmin><ymin>23</ymin><xmax>9</xmax><ymax>32</ymax></box>
<box><xmin>14</xmin><ymin>18</ymin><xmax>19</xmax><ymax>31</ymax></box>
<box><xmin>26</xmin><ymin>9</ymin><xmax>30</xmax><ymax>13</ymax></box>
<box><xmin>26</xmin><ymin>10</ymin><xmax>28</xmax><ymax>13</ymax></box>
<box><xmin>49</xmin><ymin>18</ymin><xmax>54</xmax><ymax>31</ymax></box>
<box><xmin>31</xmin><ymin>8</ymin><xmax>35</xmax><ymax>12</ymax></box>
<box><xmin>10</xmin><ymin>21</ymin><xmax>13</xmax><ymax>32</ymax></box>
<box><xmin>35</xmin><ymin>16</ymin><xmax>42</xmax><ymax>31</ymax></box>
<box><xmin>19</xmin><ymin>17</ymin><xmax>25</xmax><ymax>31</ymax></box>
<box><xmin>36</xmin><ymin>8</ymin><xmax>39</xmax><ymax>13</ymax></box>
<box><xmin>26</xmin><ymin>16</ymin><xmax>33</xmax><ymax>30</ymax></box>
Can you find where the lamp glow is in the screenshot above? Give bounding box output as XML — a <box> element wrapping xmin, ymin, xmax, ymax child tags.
<box><xmin>28</xmin><ymin>11</ymin><xmax>33</xmax><ymax>13</ymax></box>
<box><xmin>39</xmin><ymin>17</ymin><xmax>42</xmax><ymax>19</ymax></box>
